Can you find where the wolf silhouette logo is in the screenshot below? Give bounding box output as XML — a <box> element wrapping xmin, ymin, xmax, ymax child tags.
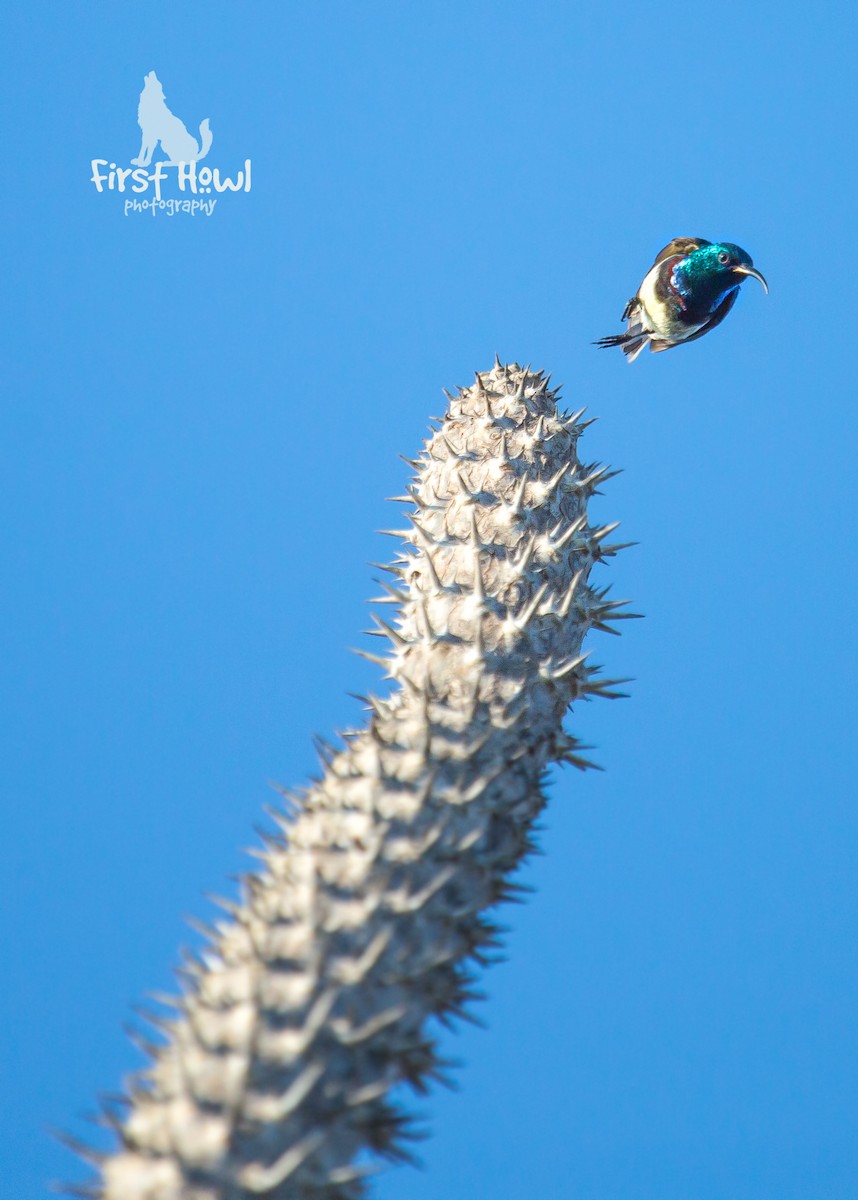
<box><xmin>131</xmin><ymin>70</ymin><xmax>212</xmax><ymax>167</ymax></box>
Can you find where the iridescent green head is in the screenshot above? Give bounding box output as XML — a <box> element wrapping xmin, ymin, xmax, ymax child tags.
<box><xmin>681</xmin><ymin>242</ymin><xmax>768</xmax><ymax>294</ymax></box>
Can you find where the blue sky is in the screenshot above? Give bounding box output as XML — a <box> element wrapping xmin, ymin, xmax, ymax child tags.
<box><xmin>4</xmin><ymin>2</ymin><xmax>858</xmax><ymax>1197</ymax></box>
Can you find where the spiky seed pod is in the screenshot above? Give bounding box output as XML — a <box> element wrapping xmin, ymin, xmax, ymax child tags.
<box><xmin>90</xmin><ymin>363</ymin><xmax>630</xmax><ymax>1200</ymax></box>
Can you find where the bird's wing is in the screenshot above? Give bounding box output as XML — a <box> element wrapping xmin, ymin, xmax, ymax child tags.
<box><xmin>651</xmin><ymin>236</ymin><xmax>709</xmax><ymax>268</ymax></box>
<box><xmin>621</xmin><ymin>242</ymin><xmax>704</xmax><ymax>321</ymax></box>
<box><xmin>621</xmin><ymin>294</ymin><xmax>640</xmax><ymax>321</ymax></box>
<box><xmin>594</xmin><ymin>293</ymin><xmax>650</xmax><ymax>360</ymax></box>
<box><xmin>649</xmin><ymin>289</ymin><xmax>739</xmax><ymax>353</ymax></box>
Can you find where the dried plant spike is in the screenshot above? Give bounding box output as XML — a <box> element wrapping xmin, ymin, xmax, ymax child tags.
<box><xmin>86</xmin><ymin>362</ymin><xmax>628</xmax><ymax>1200</ymax></box>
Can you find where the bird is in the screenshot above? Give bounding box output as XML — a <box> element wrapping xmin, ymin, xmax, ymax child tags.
<box><xmin>594</xmin><ymin>237</ymin><xmax>768</xmax><ymax>362</ymax></box>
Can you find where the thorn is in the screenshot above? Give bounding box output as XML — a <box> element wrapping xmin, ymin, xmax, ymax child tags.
<box><xmin>409</xmin><ymin>523</ymin><xmax>446</xmax><ymax>591</ymax></box>
<box><xmin>369</xmin><ymin>578</ymin><xmax>408</xmax><ymax>604</ymax></box>
<box><xmin>598</xmin><ymin>540</ymin><xmax>638</xmax><ymax>558</ymax></box>
<box><xmin>184</xmin><ymin>914</ymin><xmax>217</xmax><ymax>942</ymax></box>
<box><xmin>351</xmin><ymin>648</ymin><xmax>390</xmax><ymax>669</ymax></box>
<box><xmin>472</xmin><ymin>601</ymin><xmax>485</xmax><ymax>659</ymax></box>
<box><xmin>558</xmin><ymin>568</ymin><xmax>586</xmax><ymax>618</ymax></box>
<box><xmin>95</xmin><ymin>1094</ymin><xmax>131</xmax><ymax>1128</ymax></box>
<box><xmin>501</xmin><ymin>879</ymin><xmax>537</xmax><ymax>897</ymax></box>
<box><xmin>553</xmin><ymin>513</ymin><xmax>587</xmax><ymax>552</ymax></box>
<box><xmin>514</xmin><ymin>531</ymin><xmax>536</xmax><ymax>573</ymax></box>
<box><xmin>509</xmin><ymin>473</ymin><xmax>528</xmax><ymax>516</ymax></box>
<box><xmin>399</xmin><ymin>671</ymin><xmax>423</xmax><ymax>696</ymax></box>
<box><xmin>545</xmin><ymin>461</ymin><xmax>572</xmax><ymax>495</ymax></box>
<box><xmin>591</xmin><ymin>467</ymin><xmax>623</xmax><ymax>488</ymax></box>
<box><xmin>408</xmin><ymin>486</ymin><xmax>438</xmax><ymax>511</ymax></box>
<box><xmin>557</xmin><ymin>750</ymin><xmax>604</xmax><ymax>772</ymax></box>
<box><xmin>516</xmin><ymin>580</ymin><xmax>549</xmax><ymax>627</ymax></box>
<box><xmin>552</xmin><ymin>652</ymin><xmax>591</xmax><ymax>680</ymax></box>
<box><xmin>364</xmin><ymin>691</ymin><xmax>388</xmax><ymax>715</ymax></box>
<box><xmin>398</xmin><ymin>453</ymin><xmax>421</xmax><ymax>470</ymax></box>
<box><xmin>50</xmin><ymin>1128</ymin><xmax>107</xmax><ymax>1167</ymax></box>
<box><xmin>130</xmin><ymin>1002</ymin><xmax>172</xmax><ymax>1034</ymax></box>
<box><xmin>591</xmin><ymin>520</ymin><xmax>622</xmax><ymax>543</ymax></box>
<box><xmin>533</xmin><ymin>414</ymin><xmax>545</xmax><ymax>442</ymax></box>
<box><xmin>415</xmin><ymin>595</ymin><xmax>437</xmax><ymax>639</ymax></box>
<box><xmin>454</xmin><ymin>466</ymin><xmax>474</xmax><ymax>500</ymax></box>
<box><xmin>265</xmin><ymin>785</ymin><xmax>304</xmax><ymax>819</ymax></box>
<box><xmin>472</xmin><ymin>380</ymin><xmax>490</xmax><ymax>419</ymax></box>
<box><xmin>577</xmin><ymin>465</ymin><xmax>611</xmax><ymax>491</ymax></box>
<box><xmin>124</xmin><ymin>1022</ymin><xmax>159</xmax><ymax>1057</ymax></box>
<box><xmin>584</xmin><ymin>676</ymin><xmax>634</xmax><ymax>700</ymax></box>
<box><xmin>370</xmin><ymin>614</ymin><xmax>409</xmax><ymax>649</ymax></box>
<box><xmin>597</xmin><ymin>607</ymin><xmax>644</xmax><ymax>621</ymax></box>
<box><xmin>443</xmin><ymin>387</ymin><xmax>456</xmax><ymax>403</ymax></box>
<box><xmin>146</xmin><ymin>988</ymin><xmax>184</xmax><ymax>1010</ymax></box>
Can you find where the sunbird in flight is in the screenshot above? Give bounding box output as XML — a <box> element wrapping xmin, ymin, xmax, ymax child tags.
<box><xmin>595</xmin><ymin>236</ymin><xmax>768</xmax><ymax>362</ymax></box>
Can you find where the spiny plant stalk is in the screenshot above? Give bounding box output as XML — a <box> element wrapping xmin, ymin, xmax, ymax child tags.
<box><xmin>81</xmin><ymin>362</ymin><xmax>632</xmax><ymax>1200</ymax></box>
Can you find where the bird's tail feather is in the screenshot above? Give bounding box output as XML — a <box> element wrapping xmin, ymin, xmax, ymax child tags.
<box><xmin>593</xmin><ymin>325</ymin><xmax>649</xmax><ymax>362</ymax></box>
<box><xmin>622</xmin><ymin>336</ymin><xmax>648</xmax><ymax>363</ymax></box>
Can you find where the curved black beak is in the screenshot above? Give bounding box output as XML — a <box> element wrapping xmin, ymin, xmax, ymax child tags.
<box><xmin>732</xmin><ymin>263</ymin><xmax>768</xmax><ymax>293</ymax></box>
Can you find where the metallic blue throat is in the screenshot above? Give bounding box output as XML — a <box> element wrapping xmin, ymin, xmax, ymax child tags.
<box><xmin>670</xmin><ymin>262</ymin><xmax>738</xmax><ymax>319</ymax></box>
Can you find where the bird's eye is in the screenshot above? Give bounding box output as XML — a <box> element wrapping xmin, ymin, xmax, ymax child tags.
<box><xmin>718</xmin><ymin>250</ymin><xmax>730</xmax><ymax>264</ymax></box>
